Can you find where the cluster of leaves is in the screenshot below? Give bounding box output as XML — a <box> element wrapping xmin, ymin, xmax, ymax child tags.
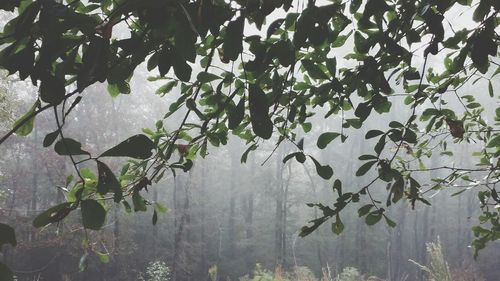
<box><xmin>0</xmin><ymin>0</ymin><xmax>498</xmax><ymax>275</ymax></box>
<box><xmin>0</xmin><ymin>223</ymin><xmax>16</xmax><ymax>280</ymax></box>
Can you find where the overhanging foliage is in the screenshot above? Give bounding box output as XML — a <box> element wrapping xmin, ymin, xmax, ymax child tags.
<box><xmin>0</xmin><ymin>0</ymin><xmax>499</xmax><ymax>277</ymax></box>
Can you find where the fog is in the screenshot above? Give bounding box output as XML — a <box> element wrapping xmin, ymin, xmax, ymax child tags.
<box><xmin>0</xmin><ymin>1</ymin><xmax>499</xmax><ymax>281</ymax></box>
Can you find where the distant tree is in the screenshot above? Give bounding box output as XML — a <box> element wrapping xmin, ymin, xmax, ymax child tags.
<box><xmin>0</xmin><ymin>0</ymin><xmax>498</xmax><ymax>278</ymax></box>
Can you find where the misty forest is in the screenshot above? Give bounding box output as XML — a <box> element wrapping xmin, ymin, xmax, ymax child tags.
<box><xmin>0</xmin><ymin>0</ymin><xmax>499</xmax><ymax>280</ymax></box>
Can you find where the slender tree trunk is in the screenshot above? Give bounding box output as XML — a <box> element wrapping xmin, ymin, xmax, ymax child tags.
<box><xmin>244</xmin><ymin>158</ymin><xmax>255</xmax><ymax>270</ymax></box>
<box><xmin>152</xmin><ymin>187</ymin><xmax>158</xmax><ymax>257</ymax></box>
<box><xmin>200</xmin><ymin>162</ymin><xmax>208</xmax><ymax>279</ymax></box>
<box><xmin>30</xmin><ymin>126</ymin><xmax>38</xmax><ymax>242</ymax></box>
<box><xmin>274</xmin><ymin>147</ymin><xmax>284</xmax><ymax>268</ymax></box>
<box><xmin>355</xmin><ymin>219</ymin><xmax>367</xmax><ymax>272</ymax></box>
<box><xmin>282</xmin><ymin>162</ymin><xmax>292</xmax><ymax>268</ymax></box>
<box><xmin>228</xmin><ymin>152</ymin><xmax>237</xmax><ymax>259</ymax></box>
<box><xmin>391</xmin><ymin>204</ymin><xmax>407</xmax><ymax>280</ymax></box>
<box><xmin>173</xmin><ymin>176</ymin><xmax>181</xmax><ymax>281</ymax></box>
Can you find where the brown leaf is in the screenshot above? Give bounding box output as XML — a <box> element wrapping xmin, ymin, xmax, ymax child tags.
<box><xmin>446</xmin><ymin>119</ymin><xmax>464</xmax><ymax>139</ymax></box>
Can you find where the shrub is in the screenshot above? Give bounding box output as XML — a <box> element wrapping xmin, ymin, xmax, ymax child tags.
<box><xmin>138</xmin><ymin>261</ymin><xmax>171</xmax><ymax>281</ymax></box>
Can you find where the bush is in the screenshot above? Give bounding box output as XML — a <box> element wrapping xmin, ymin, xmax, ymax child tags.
<box><xmin>334</xmin><ymin>267</ymin><xmax>364</xmax><ymax>281</ymax></box>
<box><xmin>410</xmin><ymin>239</ymin><xmax>452</xmax><ymax>281</ymax></box>
<box><xmin>138</xmin><ymin>261</ymin><xmax>171</xmax><ymax>281</ymax></box>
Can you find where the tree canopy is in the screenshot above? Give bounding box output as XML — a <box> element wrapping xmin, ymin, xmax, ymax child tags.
<box><xmin>0</xmin><ymin>0</ymin><xmax>499</xmax><ymax>279</ymax></box>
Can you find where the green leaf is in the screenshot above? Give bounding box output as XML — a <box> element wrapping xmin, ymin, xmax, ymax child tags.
<box><xmin>302</xmin><ymin>59</ymin><xmax>329</xmax><ymax>80</ymax></box>
<box><xmin>0</xmin><ymin>223</ymin><xmax>16</xmax><ymax>247</ymax></box>
<box><xmin>96</xmin><ymin>161</ymin><xmax>122</xmax><ymax>202</ymax></box>
<box><xmin>374</xmin><ymin>135</ymin><xmax>386</xmax><ymax>154</ymax></box>
<box><xmin>54</xmin><ymin>138</ymin><xmax>90</xmax><ymax>156</ymax></box>
<box><xmin>107</xmin><ymin>59</ymin><xmax>134</xmax><ymax>84</ymax></box>
<box><xmin>317</xmin><ymin>132</ymin><xmax>340</xmax><ymax>149</ymax></box>
<box><xmin>473</xmin><ymin>0</ymin><xmax>490</xmax><ymax>22</ymax></box>
<box><xmin>350</xmin><ymin>0</ymin><xmax>362</xmax><ymax>13</ymax></box>
<box><xmin>95</xmin><ymin>251</ymin><xmax>110</xmax><ymax>263</ymax></box>
<box><xmin>100</xmin><ymin>134</ymin><xmax>154</xmax><ymax>159</ymax></box>
<box><xmin>365</xmin><ymin>130</ymin><xmax>384</xmax><ymax>139</ymax></box>
<box><xmin>81</xmin><ymin>199</ymin><xmax>106</xmax><ymax>230</ymax></box>
<box><xmin>40</xmin><ymin>74</ymin><xmax>65</xmax><ymax>105</ymax></box>
<box><xmin>488</xmin><ymin>81</ymin><xmax>494</xmax><ymax>97</ymax></box>
<box><xmin>33</xmin><ymin>202</ymin><xmax>72</xmax><ymax>228</ymax></box>
<box><xmin>365</xmin><ymin>211</ymin><xmax>382</xmax><ymax>225</ymax></box>
<box><xmin>172</xmin><ymin>55</ymin><xmax>192</xmax><ymax>82</ymax></box>
<box><xmin>107</xmin><ymin>81</ymin><xmax>130</xmax><ymax>97</ymax></box>
<box><xmin>222</xmin><ymin>16</ymin><xmax>244</xmax><ymax>61</ymax></box>
<box><xmin>0</xmin><ymin>263</ymin><xmax>14</xmax><ymax>281</ymax></box>
<box><xmin>241</xmin><ymin>144</ymin><xmax>258</xmax><ymax>163</ymax></box>
<box><xmin>359</xmin><ymin>154</ymin><xmax>378</xmax><ymax>160</ymax></box>
<box><xmin>487</xmin><ymin>135</ymin><xmax>500</xmax><ymax>148</ymax></box>
<box><xmin>0</xmin><ymin>0</ymin><xmax>20</xmax><ymax>12</ymax></box>
<box><xmin>358</xmin><ymin>205</ymin><xmax>374</xmax><ymax>217</ymax></box>
<box><xmin>332</xmin><ymin>31</ymin><xmax>352</xmax><ymax>48</ymax></box>
<box><xmin>152</xmin><ymin>209</ymin><xmax>158</xmax><ymax>225</ymax></box>
<box><xmin>326</xmin><ymin>57</ymin><xmax>337</xmax><ymax>76</ymax></box>
<box><xmin>295</xmin><ymin>152</ymin><xmax>306</xmax><ymax>163</ymax></box>
<box><xmin>354</xmin><ymin>31</ymin><xmax>369</xmax><ymax>53</ymax></box>
<box><xmin>356</xmin><ymin>160</ymin><xmax>377</xmax><ymax>176</ymax></box>
<box><xmin>309</xmin><ymin>156</ymin><xmax>334</xmax><ymax>179</ymax></box>
<box><xmin>274</xmin><ymin>40</ymin><xmax>295</xmax><ymax>67</ymax></box>
<box><xmin>43</xmin><ymin>130</ymin><xmax>59</xmax><ymax>147</ymax></box>
<box><xmin>249</xmin><ymin>84</ymin><xmax>273</xmax><ymax>139</ymax></box>
<box><xmin>153</xmin><ymin>202</ymin><xmax>169</xmax><ymax>214</ymax></box>
<box><xmin>228</xmin><ymin>97</ymin><xmax>245</xmax><ymax>129</ymax></box>
<box><xmin>384</xmin><ymin>215</ymin><xmax>397</xmax><ymax>228</ymax></box>
<box><xmin>301</xmin><ymin>122</ymin><xmax>312</xmax><ymax>133</ymax></box>
<box><xmin>79</xmin><ymin>253</ymin><xmax>88</xmax><ymax>272</ymax></box>
<box><xmin>155</xmin><ymin>81</ymin><xmax>177</xmax><ymax>96</ymax></box>
<box><xmin>158</xmin><ymin>48</ymin><xmax>173</xmax><ymax>76</ymax></box>
<box><xmin>132</xmin><ymin>191</ymin><xmax>147</xmax><ymax>212</ymax></box>
<box><xmin>331</xmin><ymin>215</ymin><xmax>344</xmax><ymax>235</ymax></box>
<box><xmin>355</xmin><ymin>102</ymin><xmax>372</xmax><ymax>122</ymax></box>
<box><xmin>390</xmin><ymin>177</ymin><xmax>405</xmax><ymax>203</ymax></box>
<box><xmin>283</xmin><ymin>152</ymin><xmax>301</xmax><ymax>163</ymax></box>
<box><xmin>333</xmin><ymin>179</ymin><xmax>342</xmax><ymax>195</ymax></box>
<box><xmin>297</xmin><ymin>138</ymin><xmax>304</xmax><ymax>150</ymax></box>
<box><xmin>197</xmin><ymin>72</ymin><xmax>220</xmax><ymax>83</ymax></box>
<box><xmin>78</xmin><ymin>36</ymin><xmax>109</xmax><ymax>89</ymax></box>
<box><xmin>13</xmin><ymin>100</ymin><xmax>40</xmax><ymax>136</ymax></box>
